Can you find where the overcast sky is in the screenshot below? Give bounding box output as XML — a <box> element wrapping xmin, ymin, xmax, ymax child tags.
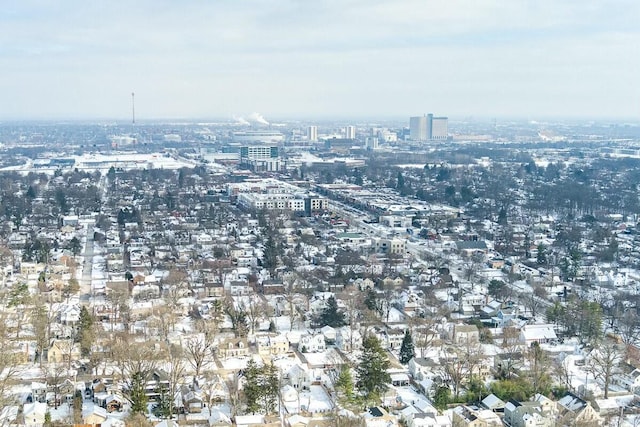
<box><xmin>1</xmin><ymin>0</ymin><xmax>638</xmax><ymax>121</ymax></box>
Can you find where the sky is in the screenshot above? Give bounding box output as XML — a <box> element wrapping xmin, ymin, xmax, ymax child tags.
<box><xmin>0</xmin><ymin>0</ymin><xmax>638</xmax><ymax>121</ymax></box>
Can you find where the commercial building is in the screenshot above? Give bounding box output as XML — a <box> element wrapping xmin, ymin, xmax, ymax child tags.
<box><xmin>431</xmin><ymin>116</ymin><xmax>448</xmax><ymax>140</ymax></box>
<box><xmin>229</xmin><ymin>178</ymin><xmax>328</xmax><ymax>215</ymax></box>
<box><xmin>232</xmin><ymin>131</ymin><xmax>284</xmax><ymax>143</ymax></box>
<box><xmin>409</xmin><ymin>116</ymin><xmax>428</xmax><ymax>141</ymax></box>
<box><xmin>307</xmin><ymin>126</ymin><xmax>318</xmax><ymax>142</ymax></box>
<box><xmin>409</xmin><ymin>114</ymin><xmax>448</xmax><ymax>141</ymax></box>
<box><xmin>239</xmin><ymin>145</ymin><xmax>282</xmax><ymax>172</ymax></box>
<box><xmin>345</xmin><ymin>125</ymin><xmax>356</xmax><ymax>139</ymax></box>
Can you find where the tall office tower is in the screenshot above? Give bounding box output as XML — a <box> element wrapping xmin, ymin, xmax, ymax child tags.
<box><xmin>308</xmin><ymin>125</ymin><xmax>318</xmax><ymax>141</ymax></box>
<box><xmin>426</xmin><ymin>113</ymin><xmax>433</xmax><ymax>140</ymax></box>
<box><xmin>365</xmin><ymin>137</ymin><xmax>379</xmax><ymax>150</ymax></box>
<box><xmin>345</xmin><ymin>125</ymin><xmax>356</xmax><ymax>139</ymax></box>
<box><xmin>410</xmin><ymin>116</ymin><xmax>427</xmax><ymax>141</ymax></box>
<box><xmin>430</xmin><ymin>116</ymin><xmax>448</xmax><ymax>140</ymax></box>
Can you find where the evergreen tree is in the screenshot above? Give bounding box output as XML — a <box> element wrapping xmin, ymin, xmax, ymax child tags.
<box><xmin>243</xmin><ymin>360</ymin><xmax>262</xmax><ymax>414</ymax></box>
<box><xmin>432</xmin><ymin>385</ymin><xmax>451</xmax><ymax>411</ymax></box>
<box><xmin>130</xmin><ymin>372</ymin><xmax>149</xmax><ymax>415</ymax></box>
<box><xmin>334</xmin><ymin>365</ymin><xmax>355</xmax><ymax>405</ymax></box>
<box><xmin>77</xmin><ymin>305</ymin><xmax>95</xmax><ymax>356</ymax></box>
<box><xmin>243</xmin><ymin>360</ymin><xmax>279</xmax><ymax>415</ymax></box>
<box><xmin>364</xmin><ymin>289</ymin><xmax>380</xmax><ymax>313</ymax></box>
<box><xmin>259</xmin><ymin>363</ymin><xmax>279</xmax><ymax>415</ymax></box>
<box><xmin>318</xmin><ymin>296</ymin><xmax>346</xmax><ymax>327</ymax></box>
<box><xmin>396</xmin><ymin>172</ymin><xmax>405</xmax><ymax>190</ymax></box>
<box><xmin>399</xmin><ymin>330</ymin><xmax>415</xmax><ymax>364</ymax></box>
<box><xmin>26</xmin><ymin>185</ymin><xmax>36</xmax><ymax>199</ymax></box>
<box><xmin>262</xmin><ymin>235</ymin><xmax>279</xmax><ymax>272</ymax></box>
<box><xmin>536</xmin><ymin>243</ymin><xmax>547</xmax><ymax>265</ymax></box>
<box><xmin>152</xmin><ymin>385</ymin><xmax>171</xmax><ymax>418</ymax></box>
<box><xmin>356</xmin><ymin>335</ymin><xmax>391</xmax><ymax>402</ymax></box>
<box><xmin>68</xmin><ymin>237</ymin><xmax>82</xmax><ymax>256</ymax></box>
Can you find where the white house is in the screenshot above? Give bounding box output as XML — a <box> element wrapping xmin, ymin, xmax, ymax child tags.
<box><xmin>519</xmin><ymin>324</ymin><xmax>557</xmax><ymax>345</ymax></box>
<box><xmin>286</xmin><ymin>364</ymin><xmax>310</xmax><ymax>390</ymax></box>
<box><xmin>23</xmin><ymin>402</ymin><xmax>47</xmax><ymax>426</ymax></box>
<box><xmin>298</xmin><ymin>332</ymin><xmax>326</xmax><ymax>353</ymax></box>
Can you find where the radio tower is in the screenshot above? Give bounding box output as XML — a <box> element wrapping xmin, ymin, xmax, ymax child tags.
<box><xmin>131</xmin><ymin>92</ymin><xmax>135</xmax><ymax>125</ymax></box>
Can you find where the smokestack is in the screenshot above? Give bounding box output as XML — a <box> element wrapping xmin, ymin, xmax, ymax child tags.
<box><xmin>131</xmin><ymin>92</ymin><xmax>135</xmax><ymax>125</ymax></box>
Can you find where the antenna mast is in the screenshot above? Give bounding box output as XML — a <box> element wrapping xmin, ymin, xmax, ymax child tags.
<box><xmin>131</xmin><ymin>92</ymin><xmax>135</xmax><ymax>125</ymax></box>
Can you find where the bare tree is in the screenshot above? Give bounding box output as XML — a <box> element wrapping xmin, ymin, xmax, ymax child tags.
<box><xmin>183</xmin><ymin>326</ymin><xmax>216</xmax><ymax>380</ymax></box>
<box><xmin>163</xmin><ymin>268</ymin><xmax>189</xmax><ymax>309</ymax></box>
<box><xmin>553</xmin><ymin>354</ymin><xmax>573</xmax><ymax>392</ymax></box>
<box><xmin>46</xmin><ymin>363</ymin><xmax>68</xmax><ymax>409</ymax></box>
<box><xmin>409</xmin><ymin>310</ymin><xmax>444</xmax><ymax>358</ymax></box>
<box><xmin>618</xmin><ymin>311</ymin><xmax>640</xmax><ymax>347</ymax></box>
<box><xmin>161</xmin><ymin>344</ymin><xmax>186</xmax><ymax>419</ymax></box>
<box><xmin>0</xmin><ymin>311</ymin><xmax>22</xmax><ymax>406</ymax></box>
<box><xmin>240</xmin><ymin>295</ymin><xmax>266</xmax><ymax>335</ymax></box>
<box><xmin>518</xmin><ymin>291</ymin><xmax>545</xmax><ymax>318</ymax></box>
<box><xmin>497</xmin><ymin>326</ymin><xmax>523</xmax><ymax>379</ymax></box>
<box><xmin>339</xmin><ymin>288</ymin><xmax>362</xmax><ymax>351</ymax></box>
<box><xmin>462</xmin><ymin>252</ymin><xmax>484</xmax><ymax>282</ymax></box>
<box><xmin>440</xmin><ymin>341</ymin><xmax>485</xmax><ymax>399</ymax></box>
<box><xmin>114</xmin><ymin>335</ymin><xmax>160</xmax><ymax>402</ymax></box>
<box><xmin>30</xmin><ymin>296</ymin><xmax>57</xmax><ymax>367</ymax></box>
<box><xmin>283</xmin><ymin>276</ymin><xmax>302</xmax><ymax>331</ymax></box>
<box><xmin>527</xmin><ymin>342</ymin><xmax>552</xmax><ymax>395</ymax></box>
<box><xmin>224</xmin><ymin>373</ymin><xmax>243</xmax><ymax>419</ymax></box>
<box><xmin>105</xmin><ymin>290</ymin><xmax>129</xmax><ymax>331</ymax></box>
<box><xmin>150</xmin><ymin>305</ymin><xmax>177</xmax><ymax>341</ymax></box>
<box><xmin>587</xmin><ymin>340</ymin><xmax>624</xmax><ymax>399</ymax></box>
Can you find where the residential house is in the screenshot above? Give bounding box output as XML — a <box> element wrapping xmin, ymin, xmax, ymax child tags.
<box><xmin>453</xmin><ymin>324</ymin><xmax>480</xmax><ymax>344</ymax></box>
<box><xmin>614</xmin><ymin>367</ymin><xmax>640</xmax><ymax>394</ymax></box>
<box><xmin>230</xmin><ymin>280</ymin><xmax>251</xmax><ymax>296</ymax></box>
<box><xmin>181</xmin><ymin>386</ymin><xmax>203</xmax><ymax>414</ymax></box>
<box><xmin>47</xmin><ymin>339</ymin><xmax>81</xmax><ymax>365</ymax></box>
<box><xmin>407</xmin><ymin>413</ymin><xmax>452</xmax><ymax>427</ymax></box>
<box><xmin>59</xmin><ymin>304</ymin><xmax>81</xmax><ymax>325</ymax></box>
<box><xmin>286</xmin><ymin>364</ymin><xmax>310</xmax><ymax>390</ymax></box>
<box><xmin>481</xmin><ymin>394</ymin><xmax>505</xmax><ymax>413</ymax></box>
<box><xmin>519</xmin><ymin>324</ymin><xmax>557</xmax><ymax>345</ymax></box>
<box><xmin>257</xmin><ymin>334</ymin><xmax>290</xmax><ymax>357</ymax></box>
<box><xmin>30</xmin><ymin>382</ymin><xmax>47</xmax><ymax>403</ymax></box>
<box><xmin>504</xmin><ymin>396</ymin><xmax>556</xmax><ymax>427</ymax></box>
<box><xmin>22</xmin><ymin>402</ymin><xmax>47</xmax><ymax>426</ymax></box>
<box><xmin>85</xmin><ymin>407</ymin><xmax>109</xmax><ymax>426</ymax></box>
<box><xmin>299</xmin><ymin>332</ymin><xmax>326</xmax><ymax>353</ymax></box>
<box><xmin>365</xmin><ymin>406</ymin><xmax>398</xmax><ymax>426</ymax></box>
<box><xmin>58</xmin><ymin>378</ymin><xmax>78</xmax><ymax>403</ymax></box>
<box><xmin>217</xmin><ymin>337</ymin><xmax>249</xmax><ymax>359</ymax></box>
<box><xmin>455</xmin><ymin>240</ymin><xmax>488</xmax><ymax>257</ymax></box>
<box><xmin>556</xmin><ymin>392</ymin><xmax>600</xmax><ymax>426</ymax></box>
<box><xmin>451</xmin><ymin>405</ymin><xmax>502</xmax><ymax>427</ymax></box>
<box><xmin>208</xmin><ymin>408</ymin><xmax>233</xmax><ymax>426</ymax></box>
<box><xmin>94</xmin><ymin>392</ymin><xmax>126</xmax><ymax>412</ymax></box>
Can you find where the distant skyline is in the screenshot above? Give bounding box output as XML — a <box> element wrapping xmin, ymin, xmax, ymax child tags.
<box><xmin>1</xmin><ymin>1</ymin><xmax>639</xmax><ymax>121</ymax></box>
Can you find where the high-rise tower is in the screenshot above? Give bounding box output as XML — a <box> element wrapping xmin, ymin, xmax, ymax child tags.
<box><xmin>345</xmin><ymin>125</ymin><xmax>356</xmax><ymax>139</ymax></box>
<box><xmin>410</xmin><ymin>116</ymin><xmax>427</xmax><ymax>141</ymax></box>
<box><xmin>308</xmin><ymin>125</ymin><xmax>318</xmax><ymax>142</ymax></box>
